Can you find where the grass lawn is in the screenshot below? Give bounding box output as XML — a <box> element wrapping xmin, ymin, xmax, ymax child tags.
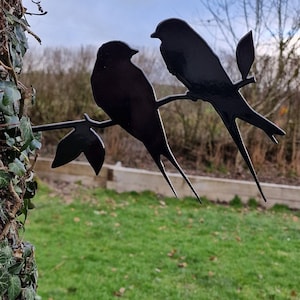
<box><xmin>23</xmin><ymin>182</ymin><xmax>300</xmax><ymax>300</ymax></box>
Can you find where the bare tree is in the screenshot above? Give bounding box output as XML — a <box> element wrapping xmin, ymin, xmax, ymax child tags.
<box><xmin>199</xmin><ymin>0</ymin><xmax>300</xmax><ymax>174</ymax></box>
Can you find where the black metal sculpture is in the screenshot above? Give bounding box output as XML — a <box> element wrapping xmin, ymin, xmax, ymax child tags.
<box><xmin>151</xmin><ymin>18</ymin><xmax>286</xmax><ymax>202</ymax></box>
<box><xmin>90</xmin><ymin>41</ymin><xmax>200</xmax><ymax>201</ymax></box>
<box><xmin>32</xmin><ymin>18</ymin><xmax>286</xmax><ymax>202</ymax></box>
<box><xmin>32</xmin><ymin>114</ymin><xmax>114</xmax><ymax>174</ymax></box>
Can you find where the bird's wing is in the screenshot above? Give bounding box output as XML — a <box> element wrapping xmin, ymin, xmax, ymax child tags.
<box><xmin>160</xmin><ymin>46</ymin><xmax>181</xmax><ymax>75</ymax></box>
<box><xmin>160</xmin><ymin>47</ymin><xmax>193</xmax><ymax>89</ymax></box>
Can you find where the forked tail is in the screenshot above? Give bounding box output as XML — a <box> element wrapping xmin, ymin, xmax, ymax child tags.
<box><xmin>153</xmin><ymin>147</ymin><xmax>201</xmax><ymax>203</ymax></box>
<box><xmin>238</xmin><ymin>93</ymin><xmax>286</xmax><ymax>143</ymax></box>
<box><xmin>225</xmin><ymin>119</ymin><xmax>267</xmax><ymax>202</ymax></box>
<box><xmin>154</xmin><ymin>158</ymin><xmax>179</xmax><ymax>198</ymax></box>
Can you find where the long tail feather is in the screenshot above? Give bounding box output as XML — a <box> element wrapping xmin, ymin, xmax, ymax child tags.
<box><xmin>224</xmin><ymin>118</ymin><xmax>267</xmax><ymax>202</ymax></box>
<box><xmin>237</xmin><ymin>93</ymin><xmax>286</xmax><ymax>143</ymax></box>
<box><xmin>153</xmin><ymin>157</ymin><xmax>179</xmax><ymax>198</ymax></box>
<box><xmin>162</xmin><ymin>146</ymin><xmax>201</xmax><ymax>203</ymax></box>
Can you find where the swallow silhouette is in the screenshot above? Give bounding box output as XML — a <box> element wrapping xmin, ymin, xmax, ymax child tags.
<box><xmin>91</xmin><ymin>41</ymin><xmax>200</xmax><ymax>201</ymax></box>
<box><xmin>151</xmin><ymin>18</ymin><xmax>285</xmax><ymax>202</ymax></box>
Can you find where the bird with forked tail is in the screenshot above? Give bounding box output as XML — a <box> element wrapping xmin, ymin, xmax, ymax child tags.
<box><xmin>151</xmin><ymin>18</ymin><xmax>285</xmax><ymax>202</ymax></box>
<box><xmin>91</xmin><ymin>40</ymin><xmax>200</xmax><ymax>202</ymax></box>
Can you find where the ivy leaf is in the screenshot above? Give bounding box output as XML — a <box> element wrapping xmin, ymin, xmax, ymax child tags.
<box><xmin>13</xmin><ymin>184</ymin><xmax>22</xmax><ymax>195</ymax></box>
<box><xmin>29</xmin><ymin>138</ymin><xmax>42</xmax><ymax>151</ymax></box>
<box><xmin>14</xmin><ymin>24</ymin><xmax>28</xmax><ymax>56</ymax></box>
<box><xmin>4</xmin><ymin>115</ymin><xmax>19</xmax><ymax>128</ymax></box>
<box><xmin>3</xmin><ymin>84</ymin><xmax>21</xmax><ymax>104</ymax></box>
<box><xmin>0</xmin><ymin>170</ymin><xmax>11</xmax><ymax>188</ymax></box>
<box><xmin>9</xmin><ymin>42</ymin><xmax>22</xmax><ymax>72</ymax></box>
<box><xmin>8</xmin><ymin>275</ymin><xmax>21</xmax><ymax>300</ymax></box>
<box><xmin>0</xmin><ymin>270</ymin><xmax>10</xmax><ymax>297</ymax></box>
<box><xmin>23</xmin><ymin>243</ymin><xmax>33</xmax><ymax>260</ymax></box>
<box><xmin>8</xmin><ymin>262</ymin><xmax>23</xmax><ymax>276</ymax></box>
<box><xmin>236</xmin><ymin>31</ymin><xmax>255</xmax><ymax>80</ymax></box>
<box><xmin>4</xmin><ymin>132</ymin><xmax>15</xmax><ymax>147</ymax></box>
<box><xmin>20</xmin><ymin>116</ymin><xmax>34</xmax><ymax>150</ymax></box>
<box><xmin>8</xmin><ymin>158</ymin><xmax>26</xmax><ymax>176</ymax></box>
<box><xmin>0</xmin><ymin>102</ymin><xmax>14</xmax><ymax>116</ymax></box>
<box><xmin>20</xmin><ymin>116</ymin><xmax>33</xmax><ymax>141</ymax></box>
<box><xmin>0</xmin><ymin>82</ymin><xmax>21</xmax><ymax>116</ymax></box>
<box><xmin>0</xmin><ymin>245</ymin><xmax>13</xmax><ymax>265</ymax></box>
<box><xmin>31</xmin><ymin>131</ymin><xmax>42</xmax><ymax>151</ymax></box>
<box><xmin>22</xmin><ymin>287</ymin><xmax>36</xmax><ymax>300</ymax></box>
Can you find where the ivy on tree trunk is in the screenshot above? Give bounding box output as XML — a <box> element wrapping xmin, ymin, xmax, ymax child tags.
<box><xmin>0</xmin><ymin>0</ymin><xmax>43</xmax><ymax>299</ymax></box>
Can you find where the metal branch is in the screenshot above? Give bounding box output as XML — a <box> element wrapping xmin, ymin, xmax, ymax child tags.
<box><xmin>32</xmin><ymin>113</ymin><xmax>115</xmax><ymax>132</ymax></box>
<box><xmin>156</xmin><ymin>93</ymin><xmax>193</xmax><ymax>108</ymax></box>
<box><xmin>234</xmin><ymin>76</ymin><xmax>256</xmax><ymax>90</ymax></box>
<box><xmin>154</xmin><ymin>76</ymin><xmax>256</xmax><ymax>109</ymax></box>
<box><xmin>32</xmin><ymin>80</ymin><xmax>257</xmax><ymax>134</ymax></box>
<box><xmin>32</xmin><ymin>93</ymin><xmax>195</xmax><ymax>133</ymax></box>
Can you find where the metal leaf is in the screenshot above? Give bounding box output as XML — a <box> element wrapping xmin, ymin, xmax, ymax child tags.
<box><xmin>52</xmin><ymin>124</ymin><xmax>106</xmax><ymax>175</ymax></box>
<box><xmin>83</xmin><ymin>128</ymin><xmax>105</xmax><ymax>175</ymax></box>
<box><xmin>236</xmin><ymin>31</ymin><xmax>255</xmax><ymax>80</ymax></box>
<box><xmin>51</xmin><ymin>129</ymin><xmax>84</xmax><ymax>169</ymax></box>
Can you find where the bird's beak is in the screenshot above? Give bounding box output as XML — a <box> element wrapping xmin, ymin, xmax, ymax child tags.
<box><xmin>150</xmin><ymin>31</ymin><xmax>158</xmax><ymax>38</ymax></box>
<box><xmin>131</xmin><ymin>48</ymin><xmax>139</xmax><ymax>56</ymax></box>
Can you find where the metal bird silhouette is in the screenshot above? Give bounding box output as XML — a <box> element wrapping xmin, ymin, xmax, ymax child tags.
<box><xmin>90</xmin><ymin>41</ymin><xmax>200</xmax><ymax>201</ymax></box>
<box><xmin>151</xmin><ymin>18</ymin><xmax>286</xmax><ymax>202</ymax></box>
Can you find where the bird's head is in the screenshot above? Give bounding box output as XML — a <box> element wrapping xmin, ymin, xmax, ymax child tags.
<box><xmin>96</xmin><ymin>41</ymin><xmax>138</xmax><ymax>66</ymax></box>
<box><xmin>151</xmin><ymin>18</ymin><xmax>190</xmax><ymax>40</ymax></box>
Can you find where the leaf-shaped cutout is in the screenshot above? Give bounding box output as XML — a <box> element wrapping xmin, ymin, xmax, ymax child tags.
<box><xmin>83</xmin><ymin>128</ymin><xmax>105</xmax><ymax>175</ymax></box>
<box><xmin>52</xmin><ymin>124</ymin><xmax>106</xmax><ymax>174</ymax></box>
<box><xmin>236</xmin><ymin>31</ymin><xmax>255</xmax><ymax>80</ymax></box>
<box><xmin>51</xmin><ymin>129</ymin><xmax>84</xmax><ymax>168</ymax></box>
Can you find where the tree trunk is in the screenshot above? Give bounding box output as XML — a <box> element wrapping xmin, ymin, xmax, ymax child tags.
<box><xmin>0</xmin><ymin>1</ymin><xmax>41</xmax><ymax>298</ymax></box>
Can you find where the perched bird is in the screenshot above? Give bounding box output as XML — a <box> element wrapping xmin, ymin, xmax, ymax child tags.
<box><xmin>91</xmin><ymin>41</ymin><xmax>200</xmax><ymax>201</ymax></box>
<box><xmin>151</xmin><ymin>18</ymin><xmax>285</xmax><ymax>202</ymax></box>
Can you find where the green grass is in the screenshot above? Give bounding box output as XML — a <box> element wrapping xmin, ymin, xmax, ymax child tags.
<box><xmin>23</xmin><ymin>183</ymin><xmax>300</xmax><ymax>300</ymax></box>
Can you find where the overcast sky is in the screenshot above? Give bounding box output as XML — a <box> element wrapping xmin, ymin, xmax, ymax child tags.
<box><xmin>23</xmin><ymin>0</ymin><xmax>300</xmax><ymax>60</ymax></box>
<box><xmin>24</xmin><ymin>0</ymin><xmax>211</xmax><ymax>49</ymax></box>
